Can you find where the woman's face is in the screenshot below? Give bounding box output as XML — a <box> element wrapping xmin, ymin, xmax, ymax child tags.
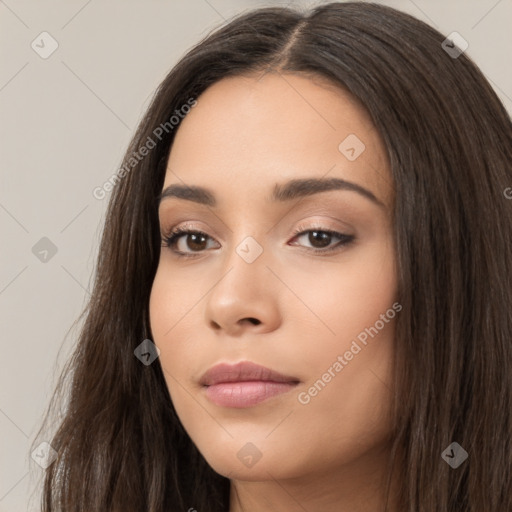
<box><xmin>149</xmin><ymin>72</ymin><xmax>398</xmax><ymax>482</ymax></box>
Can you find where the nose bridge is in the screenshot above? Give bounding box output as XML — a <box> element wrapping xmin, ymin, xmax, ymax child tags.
<box><xmin>209</xmin><ymin>195</ymin><xmax>283</xmax><ymax>288</ymax></box>
<box><xmin>207</xmin><ymin>219</ymin><xmax>272</xmax><ymax>293</ymax></box>
<box><xmin>221</xmin><ymin>228</ymin><xmax>268</xmax><ymax>287</ymax></box>
<box><xmin>221</xmin><ymin>208</ymin><xmax>269</xmax><ymax>267</ymax></box>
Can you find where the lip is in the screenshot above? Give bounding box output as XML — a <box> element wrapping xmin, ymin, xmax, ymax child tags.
<box><xmin>200</xmin><ymin>361</ymin><xmax>300</xmax><ymax>408</ymax></box>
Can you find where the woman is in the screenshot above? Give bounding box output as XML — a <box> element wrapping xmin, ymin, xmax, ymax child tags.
<box><xmin>33</xmin><ymin>2</ymin><xmax>512</xmax><ymax>511</ymax></box>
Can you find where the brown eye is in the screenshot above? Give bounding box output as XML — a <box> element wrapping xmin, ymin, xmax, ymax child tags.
<box><xmin>307</xmin><ymin>230</ymin><xmax>332</xmax><ymax>249</ymax></box>
<box><xmin>162</xmin><ymin>228</ymin><xmax>217</xmax><ymax>256</ymax></box>
<box><xmin>290</xmin><ymin>227</ymin><xmax>355</xmax><ymax>255</ymax></box>
<box><xmin>182</xmin><ymin>232</ymin><xmax>208</xmax><ymax>252</ymax></box>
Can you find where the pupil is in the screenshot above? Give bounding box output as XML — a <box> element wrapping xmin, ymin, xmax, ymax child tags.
<box><xmin>188</xmin><ymin>233</ymin><xmax>206</xmax><ymax>251</ymax></box>
<box><xmin>310</xmin><ymin>231</ymin><xmax>330</xmax><ymax>248</ymax></box>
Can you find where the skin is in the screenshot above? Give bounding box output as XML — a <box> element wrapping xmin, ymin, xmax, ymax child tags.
<box><xmin>149</xmin><ymin>71</ymin><xmax>399</xmax><ymax>512</ymax></box>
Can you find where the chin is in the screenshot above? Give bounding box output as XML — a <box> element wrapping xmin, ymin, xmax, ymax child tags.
<box><xmin>198</xmin><ymin>441</ymin><xmax>306</xmax><ymax>482</ymax></box>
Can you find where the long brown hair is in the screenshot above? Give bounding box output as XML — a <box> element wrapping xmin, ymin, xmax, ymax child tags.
<box><xmin>33</xmin><ymin>2</ymin><xmax>512</xmax><ymax>510</ymax></box>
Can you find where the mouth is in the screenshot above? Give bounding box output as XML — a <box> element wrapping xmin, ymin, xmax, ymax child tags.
<box><xmin>199</xmin><ymin>361</ymin><xmax>300</xmax><ymax>408</ymax></box>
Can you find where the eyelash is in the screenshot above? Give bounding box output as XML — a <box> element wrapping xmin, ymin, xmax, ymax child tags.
<box><xmin>161</xmin><ymin>223</ymin><xmax>355</xmax><ymax>259</ymax></box>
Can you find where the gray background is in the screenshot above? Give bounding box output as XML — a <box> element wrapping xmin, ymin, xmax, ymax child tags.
<box><xmin>1</xmin><ymin>0</ymin><xmax>511</xmax><ymax>510</ymax></box>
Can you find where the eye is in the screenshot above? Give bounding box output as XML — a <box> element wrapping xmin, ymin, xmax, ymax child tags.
<box><xmin>161</xmin><ymin>225</ymin><xmax>218</xmax><ymax>257</ymax></box>
<box><xmin>161</xmin><ymin>224</ymin><xmax>355</xmax><ymax>259</ymax></box>
<box><xmin>289</xmin><ymin>225</ymin><xmax>355</xmax><ymax>255</ymax></box>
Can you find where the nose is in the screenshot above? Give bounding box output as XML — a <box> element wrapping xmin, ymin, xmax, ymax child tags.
<box><xmin>203</xmin><ymin>243</ymin><xmax>281</xmax><ymax>337</ymax></box>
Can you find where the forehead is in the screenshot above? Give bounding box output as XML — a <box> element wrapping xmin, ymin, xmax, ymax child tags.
<box><xmin>163</xmin><ymin>72</ymin><xmax>392</xmax><ymax>212</ymax></box>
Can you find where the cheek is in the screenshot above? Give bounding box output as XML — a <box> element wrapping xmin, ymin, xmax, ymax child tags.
<box><xmin>288</xmin><ymin>242</ymin><xmax>397</xmax><ymax>437</ymax></box>
<box><xmin>148</xmin><ymin>270</ymin><xmax>168</xmax><ymax>345</ymax></box>
<box><xmin>149</xmin><ymin>263</ymin><xmax>202</xmax><ymax>346</ymax></box>
<box><xmin>287</xmin><ymin>239</ymin><xmax>397</xmax><ymax>349</ymax></box>
<box><xmin>148</xmin><ymin>267</ymin><xmax>207</xmax><ymax>406</ymax></box>
<box><xmin>149</xmin><ymin>269</ymin><xmax>183</xmax><ymax>381</ymax></box>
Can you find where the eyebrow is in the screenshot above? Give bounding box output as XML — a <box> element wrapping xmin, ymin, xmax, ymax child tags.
<box><xmin>157</xmin><ymin>177</ymin><xmax>385</xmax><ymax>209</ymax></box>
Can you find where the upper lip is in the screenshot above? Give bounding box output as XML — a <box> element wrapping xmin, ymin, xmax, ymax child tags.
<box><xmin>200</xmin><ymin>361</ymin><xmax>300</xmax><ymax>386</ymax></box>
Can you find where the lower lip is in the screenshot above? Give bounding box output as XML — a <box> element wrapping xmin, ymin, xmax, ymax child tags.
<box><xmin>204</xmin><ymin>381</ymin><xmax>298</xmax><ymax>408</ymax></box>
